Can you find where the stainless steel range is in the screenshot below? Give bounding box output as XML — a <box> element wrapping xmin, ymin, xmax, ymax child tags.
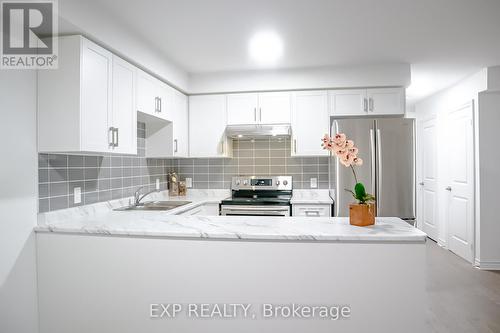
<box><xmin>219</xmin><ymin>176</ymin><xmax>292</xmax><ymax>216</ymax></box>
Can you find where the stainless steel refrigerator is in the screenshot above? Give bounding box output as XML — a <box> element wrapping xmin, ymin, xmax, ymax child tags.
<box><xmin>331</xmin><ymin>118</ymin><xmax>415</xmax><ymax>221</ymax></box>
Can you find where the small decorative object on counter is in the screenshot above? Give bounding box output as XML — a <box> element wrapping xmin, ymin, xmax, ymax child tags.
<box><xmin>322</xmin><ymin>133</ymin><xmax>376</xmax><ymax>226</ymax></box>
<box><xmin>178</xmin><ymin>180</ymin><xmax>187</xmax><ymax>196</ymax></box>
<box><xmin>168</xmin><ymin>172</ymin><xmax>179</xmax><ymax>196</ymax></box>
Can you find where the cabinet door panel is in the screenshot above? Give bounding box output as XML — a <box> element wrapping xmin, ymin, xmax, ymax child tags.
<box><xmin>292</xmin><ymin>91</ymin><xmax>329</xmax><ymax>156</ymax></box>
<box><xmin>258</xmin><ymin>92</ymin><xmax>291</xmax><ymax>124</ymax></box>
<box><xmin>329</xmin><ymin>89</ymin><xmax>367</xmax><ymax>116</ymax></box>
<box><xmin>189</xmin><ymin>95</ymin><xmax>227</xmax><ymax>157</ymax></box>
<box><xmin>112</xmin><ymin>56</ymin><xmax>137</xmax><ymax>154</ymax></box>
<box><xmin>227</xmin><ymin>93</ymin><xmax>258</xmax><ymax>125</ymax></box>
<box><xmin>156</xmin><ymin>81</ymin><xmax>171</xmax><ymax>121</ymax></box>
<box><xmin>80</xmin><ymin>40</ymin><xmax>112</xmax><ymax>152</ymax></box>
<box><xmin>172</xmin><ymin>90</ymin><xmax>189</xmax><ymax>157</ymax></box>
<box><xmin>137</xmin><ymin>71</ymin><xmax>157</xmax><ymax>116</ymax></box>
<box><xmin>367</xmin><ymin>88</ymin><xmax>404</xmax><ymax>115</ymax></box>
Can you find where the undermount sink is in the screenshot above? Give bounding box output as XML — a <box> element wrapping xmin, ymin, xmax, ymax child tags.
<box><xmin>114</xmin><ymin>201</ymin><xmax>192</xmax><ymax>211</ymax></box>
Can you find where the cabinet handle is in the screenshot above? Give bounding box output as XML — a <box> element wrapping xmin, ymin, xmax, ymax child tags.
<box><xmin>174</xmin><ymin>139</ymin><xmax>178</xmax><ymax>153</ymax></box>
<box><xmin>221</xmin><ymin>141</ymin><xmax>225</xmax><ymax>155</ymax></box>
<box><xmin>259</xmin><ymin>107</ymin><xmax>262</xmax><ymax>122</ymax></box>
<box><xmin>114</xmin><ymin>128</ymin><xmax>119</xmax><ymax>147</ymax></box>
<box><xmin>369</xmin><ymin>98</ymin><xmax>374</xmax><ymax>112</ymax></box>
<box><xmin>159</xmin><ymin>97</ymin><xmax>162</xmax><ymax>112</ymax></box>
<box><xmin>108</xmin><ymin>127</ymin><xmax>115</xmax><ymax>147</ymax></box>
<box><xmin>254</xmin><ymin>107</ymin><xmax>257</xmax><ymax>122</ymax></box>
<box><xmin>363</xmin><ymin>98</ymin><xmax>368</xmax><ymax>112</ymax></box>
<box><xmin>294</xmin><ymin>139</ymin><xmax>297</xmax><ymax>153</ymax></box>
<box><xmin>154</xmin><ymin>97</ymin><xmax>158</xmax><ymax>112</ymax></box>
<box><xmin>305</xmin><ymin>210</ymin><xmax>320</xmax><ymax>216</ymax></box>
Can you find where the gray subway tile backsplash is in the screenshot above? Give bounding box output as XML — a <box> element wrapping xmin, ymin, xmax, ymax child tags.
<box><xmin>38</xmin><ymin>124</ymin><xmax>330</xmax><ymax>212</ymax></box>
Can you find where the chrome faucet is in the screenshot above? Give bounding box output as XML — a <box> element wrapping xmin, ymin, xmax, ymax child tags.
<box><xmin>133</xmin><ymin>186</ymin><xmax>159</xmax><ymax>206</ymax></box>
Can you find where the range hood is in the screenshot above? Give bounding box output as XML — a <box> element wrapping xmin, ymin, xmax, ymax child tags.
<box><xmin>225</xmin><ymin>124</ymin><xmax>291</xmax><ymax>139</ymax></box>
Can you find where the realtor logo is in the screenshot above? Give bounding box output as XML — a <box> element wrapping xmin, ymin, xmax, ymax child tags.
<box><xmin>1</xmin><ymin>0</ymin><xmax>58</xmax><ymax>69</ymax></box>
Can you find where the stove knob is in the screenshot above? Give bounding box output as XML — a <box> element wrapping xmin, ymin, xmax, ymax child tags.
<box><xmin>283</xmin><ymin>180</ymin><xmax>288</xmax><ymax>186</ymax></box>
<box><xmin>243</xmin><ymin>180</ymin><xmax>248</xmax><ymax>185</ymax></box>
<box><xmin>276</xmin><ymin>180</ymin><xmax>280</xmax><ymax>185</ymax></box>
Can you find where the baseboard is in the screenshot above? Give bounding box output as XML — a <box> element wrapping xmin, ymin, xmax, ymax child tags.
<box><xmin>476</xmin><ymin>260</ymin><xmax>500</xmax><ymax>270</ymax></box>
<box><xmin>437</xmin><ymin>238</ymin><xmax>447</xmax><ymax>249</ymax></box>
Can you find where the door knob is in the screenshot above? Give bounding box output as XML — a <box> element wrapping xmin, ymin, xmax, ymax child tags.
<box><xmin>445</xmin><ymin>186</ymin><xmax>452</xmax><ymax>191</ymax></box>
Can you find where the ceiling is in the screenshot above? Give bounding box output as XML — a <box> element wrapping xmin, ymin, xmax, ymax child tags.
<box><xmin>71</xmin><ymin>0</ymin><xmax>500</xmax><ymax>102</ymax></box>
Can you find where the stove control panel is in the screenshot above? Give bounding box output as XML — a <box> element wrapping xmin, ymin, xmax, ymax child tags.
<box><xmin>231</xmin><ymin>176</ymin><xmax>292</xmax><ymax>191</ymax></box>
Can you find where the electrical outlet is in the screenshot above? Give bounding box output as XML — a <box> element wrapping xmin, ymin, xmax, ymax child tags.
<box><xmin>310</xmin><ymin>178</ymin><xmax>318</xmax><ymax>189</ymax></box>
<box><xmin>156</xmin><ymin>178</ymin><xmax>160</xmax><ymax>190</ymax></box>
<box><xmin>74</xmin><ymin>187</ymin><xmax>82</xmax><ymax>204</ymax></box>
<box><xmin>186</xmin><ymin>178</ymin><xmax>192</xmax><ymax>188</ymax></box>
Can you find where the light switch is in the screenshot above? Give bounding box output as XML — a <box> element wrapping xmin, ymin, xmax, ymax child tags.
<box><xmin>310</xmin><ymin>178</ymin><xmax>318</xmax><ymax>188</ymax></box>
<box><xmin>74</xmin><ymin>187</ymin><xmax>82</xmax><ymax>204</ymax></box>
<box><xmin>186</xmin><ymin>178</ymin><xmax>192</xmax><ymax>188</ymax></box>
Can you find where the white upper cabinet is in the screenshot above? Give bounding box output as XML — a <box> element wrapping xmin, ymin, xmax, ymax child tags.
<box><xmin>291</xmin><ymin>91</ymin><xmax>329</xmax><ymax>156</ymax></box>
<box><xmin>171</xmin><ymin>90</ymin><xmax>189</xmax><ymax>157</ymax></box>
<box><xmin>329</xmin><ymin>89</ymin><xmax>367</xmax><ymax>116</ymax></box>
<box><xmin>226</xmin><ymin>92</ymin><xmax>291</xmax><ymax>125</ymax></box>
<box><xmin>137</xmin><ymin>69</ymin><xmax>169</xmax><ymax>121</ymax></box>
<box><xmin>258</xmin><ymin>92</ymin><xmax>291</xmax><ymax>124</ymax></box>
<box><xmin>189</xmin><ymin>95</ymin><xmax>232</xmax><ymax>158</ymax></box>
<box><xmin>227</xmin><ymin>93</ymin><xmax>259</xmax><ymax>125</ymax></box>
<box><xmin>366</xmin><ymin>88</ymin><xmax>405</xmax><ymax>115</ymax></box>
<box><xmin>38</xmin><ymin>35</ymin><xmax>136</xmax><ymax>154</ymax></box>
<box><xmin>111</xmin><ymin>55</ymin><xmax>137</xmax><ymax>155</ymax></box>
<box><xmin>329</xmin><ymin>88</ymin><xmax>405</xmax><ymax>116</ymax></box>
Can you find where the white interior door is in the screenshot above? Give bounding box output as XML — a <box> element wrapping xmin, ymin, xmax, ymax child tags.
<box><xmin>446</xmin><ymin>101</ymin><xmax>474</xmax><ymax>262</ymax></box>
<box><xmin>420</xmin><ymin>117</ymin><xmax>439</xmax><ymax>241</ymax></box>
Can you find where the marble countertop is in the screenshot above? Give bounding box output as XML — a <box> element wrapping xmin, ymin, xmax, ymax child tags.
<box><xmin>36</xmin><ymin>190</ymin><xmax>425</xmax><ymax>243</ymax></box>
<box><xmin>290</xmin><ymin>189</ymin><xmax>334</xmax><ymax>204</ymax></box>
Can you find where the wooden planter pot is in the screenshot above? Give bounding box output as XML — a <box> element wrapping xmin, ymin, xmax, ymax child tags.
<box><xmin>349</xmin><ymin>203</ymin><xmax>376</xmax><ymax>226</ymax></box>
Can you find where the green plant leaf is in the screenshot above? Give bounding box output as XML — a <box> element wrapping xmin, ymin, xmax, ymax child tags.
<box><xmin>354</xmin><ymin>183</ymin><xmax>366</xmax><ymax>200</ymax></box>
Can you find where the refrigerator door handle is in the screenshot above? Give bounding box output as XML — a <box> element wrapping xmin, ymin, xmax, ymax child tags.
<box><xmin>376</xmin><ymin>128</ymin><xmax>382</xmax><ymax>215</ymax></box>
<box><xmin>333</xmin><ymin>120</ymin><xmax>340</xmax><ymax>217</ymax></box>
<box><xmin>369</xmin><ymin>128</ymin><xmax>376</xmax><ymax>199</ymax></box>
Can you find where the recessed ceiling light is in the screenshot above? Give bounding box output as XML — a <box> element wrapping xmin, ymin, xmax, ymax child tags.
<box><xmin>237</xmin><ymin>134</ymin><xmax>243</xmax><ymax>138</ymax></box>
<box><xmin>249</xmin><ymin>31</ymin><xmax>283</xmax><ymax>64</ymax></box>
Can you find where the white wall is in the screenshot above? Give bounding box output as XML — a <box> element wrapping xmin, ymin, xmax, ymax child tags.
<box><xmin>477</xmin><ymin>91</ymin><xmax>500</xmax><ymax>269</ymax></box>
<box><xmin>59</xmin><ymin>0</ymin><xmax>189</xmax><ymax>92</ymax></box>
<box><xmin>0</xmin><ymin>70</ymin><xmax>39</xmax><ymax>332</ymax></box>
<box><xmin>415</xmin><ymin>69</ymin><xmax>487</xmax><ymax>262</ymax></box>
<box><xmin>188</xmin><ymin>64</ymin><xmax>411</xmax><ymax>94</ymax></box>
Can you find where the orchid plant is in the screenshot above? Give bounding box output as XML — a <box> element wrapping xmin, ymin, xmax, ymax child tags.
<box><xmin>322</xmin><ymin>133</ymin><xmax>375</xmax><ymax>205</ymax></box>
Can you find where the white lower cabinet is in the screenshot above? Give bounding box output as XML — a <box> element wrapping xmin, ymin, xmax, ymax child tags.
<box><xmin>38</xmin><ymin>35</ymin><xmax>136</xmax><ymax>154</ymax></box>
<box><xmin>292</xmin><ymin>204</ymin><xmax>332</xmax><ymax>217</ymax></box>
<box><xmin>178</xmin><ymin>203</ymin><xmax>220</xmax><ymax>216</ymax></box>
<box><xmin>291</xmin><ymin>91</ymin><xmax>329</xmax><ymax>156</ymax></box>
<box><xmin>189</xmin><ymin>95</ymin><xmax>232</xmax><ymax>158</ymax></box>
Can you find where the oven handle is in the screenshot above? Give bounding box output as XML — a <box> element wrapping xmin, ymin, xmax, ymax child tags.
<box><xmin>222</xmin><ymin>206</ymin><xmax>288</xmax><ymax>211</ymax></box>
<box><xmin>220</xmin><ymin>206</ymin><xmax>290</xmax><ymax>216</ymax></box>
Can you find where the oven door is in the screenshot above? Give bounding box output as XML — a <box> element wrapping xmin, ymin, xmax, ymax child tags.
<box><xmin>220</xmin><ymin>205</ymin><xmax>290</xmax><ymax>216</ymax></box>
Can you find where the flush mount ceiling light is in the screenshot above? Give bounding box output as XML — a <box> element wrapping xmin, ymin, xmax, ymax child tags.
<box><xmin>248</xmin><ymin>31</ymin><xmax>283</xmax><ymax>64</ymax></box>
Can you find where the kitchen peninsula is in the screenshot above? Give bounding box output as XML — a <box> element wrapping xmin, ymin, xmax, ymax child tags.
<box><xmin>35</xmin><ymin>191</ymin><xmax>426</xmax><ymax>333</ymax></box>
